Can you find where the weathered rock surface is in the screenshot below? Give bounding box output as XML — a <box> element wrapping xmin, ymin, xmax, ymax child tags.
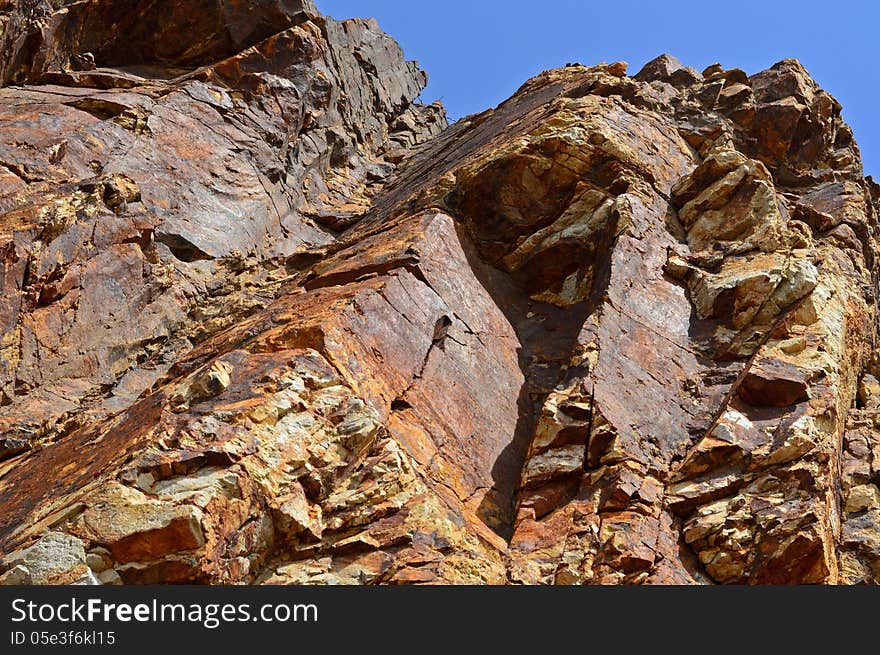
<box><xmin>0</xmin><ymin>9</ymin><xmax>878</xmax><ymax>585</ymax></box>
<box><xmin>0</xmin><ymin>0</ymin><xmax>445</xmax><ymax>447</ymax></box>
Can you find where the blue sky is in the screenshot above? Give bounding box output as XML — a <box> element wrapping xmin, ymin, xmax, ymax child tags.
<box><xmin>318</xmin><ymin>0</ymin><xmax>878</xmax><ymax>177</ymax></box>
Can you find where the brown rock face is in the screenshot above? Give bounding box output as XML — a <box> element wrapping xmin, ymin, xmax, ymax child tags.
<box><xmin>0</xmin><ymin>10</ymin><xmax>877</xmax><ymax>586</ymax></box>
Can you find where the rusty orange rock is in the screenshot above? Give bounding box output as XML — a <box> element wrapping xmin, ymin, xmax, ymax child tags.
<box><xmin>0</xmin><ymin>4</ymin><xmax>878</xmax><ymax>586</ymax></box>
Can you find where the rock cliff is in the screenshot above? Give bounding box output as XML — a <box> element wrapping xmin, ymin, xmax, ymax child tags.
<box><xmin>0</xmin><ymin>3</ymin><xmax>878</xmax><ymax>585</ymax></box>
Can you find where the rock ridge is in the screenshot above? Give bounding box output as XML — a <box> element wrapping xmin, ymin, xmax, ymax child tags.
<box><xmin>0</xmin><ymin>6</ymin><xmax>878</xmax><ymax>585</ymax></box>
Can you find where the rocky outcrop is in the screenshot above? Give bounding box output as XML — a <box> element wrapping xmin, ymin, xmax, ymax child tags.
<box><xmin>0</xmin><ymin>0</ymin><xmax>445</xmax><ymax>449</ymax></box>
<box><xmin>0</xmin><ymin>8</ymin><xmax>877</xmax><ymax>585</ymax></box>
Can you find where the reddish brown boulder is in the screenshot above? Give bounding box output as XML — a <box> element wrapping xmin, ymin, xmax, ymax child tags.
<box><xmin>739</xmin><ymin>358</ymin><xmax>811</xmax><ymax>407</ymax></box>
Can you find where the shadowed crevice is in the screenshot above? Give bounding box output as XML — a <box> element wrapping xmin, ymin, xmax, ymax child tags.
<box><xmin>452</xmin><ymin>218</ymin><xmax>616</xmax><ymax>540</ymax></box>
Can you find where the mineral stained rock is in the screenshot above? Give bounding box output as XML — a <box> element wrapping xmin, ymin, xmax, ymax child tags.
<box><xmin>0</xmin><ymin>5</ymin><xmax>877</xmax><ymax>585</ymax></box>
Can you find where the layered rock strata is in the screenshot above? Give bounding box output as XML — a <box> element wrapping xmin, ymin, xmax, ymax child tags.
<box><xmin>0</xmin><ymin>7</ymin><xmax>878</xmax><ymax>585</ymax></box>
